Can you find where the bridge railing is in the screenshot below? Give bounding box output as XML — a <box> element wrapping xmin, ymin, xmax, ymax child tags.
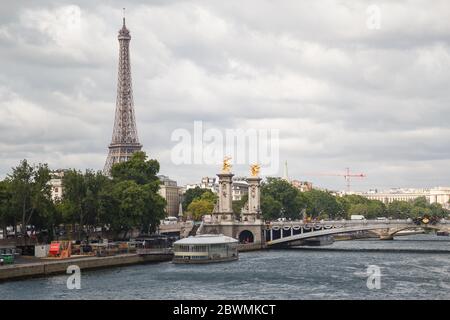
<box><xmin>266</xmin><ymin>219</ymin><xmax>449</xmax><ymax>227</ymax></box>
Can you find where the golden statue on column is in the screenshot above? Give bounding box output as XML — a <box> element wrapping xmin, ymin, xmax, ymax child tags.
<box><xmin>222</xmin><ymin>156</ymin><xmax>232</xmax><ymax>173</ymax></box>
<box><xmin>250</xmin><ymin>164</ymin><xmax>260</xmax><ymax>177</ymax></box>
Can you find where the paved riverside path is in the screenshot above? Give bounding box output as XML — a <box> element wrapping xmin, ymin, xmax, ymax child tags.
<box><xmin>0</xmin><ymin>252</ymin><xmax>173</xmax><ymax>282</ymax></box>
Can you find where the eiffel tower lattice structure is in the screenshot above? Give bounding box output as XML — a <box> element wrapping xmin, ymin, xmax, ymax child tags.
<box><xmin>104</xmin><ymin>16</ymin><xmax>142</xmax><ymax>174</ymax></box>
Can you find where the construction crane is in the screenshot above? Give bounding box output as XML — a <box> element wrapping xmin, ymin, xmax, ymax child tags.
<box><xmin>301</xmin><ymin>168</ymin><xmax>366</xmax><ymax>192</ymax></box>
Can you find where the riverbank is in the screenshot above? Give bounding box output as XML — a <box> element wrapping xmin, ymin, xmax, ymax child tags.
<box><xmin>237</xmin><ymin>243</ymin><xmax>265</xmax><ymax>251</ymax></box>
<box><xmin>1</xmin><ymin>234</ymin><xmax>449</xmax><ymax>300</ymax></box>
<box><xmin>0</xmin><ymin>252</ymin><xmax>173</xmax><ymax>282</ymax></box>
<box><xmin>0</xmin><ymin>244</ymin><xmax>264</xmax><ymax>282</ymax></box>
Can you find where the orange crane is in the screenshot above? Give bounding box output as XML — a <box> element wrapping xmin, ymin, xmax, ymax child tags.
<box><xmin>302</xmin><ymin>168</ymin><xmax>366</xmax><ymax>192</ymax></box>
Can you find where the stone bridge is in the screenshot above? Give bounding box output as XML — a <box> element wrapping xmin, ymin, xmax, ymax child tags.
<box><xmin>265</xmin><ymin>219</ymin><xmax>450</xmax><ymax>246</ymax></box>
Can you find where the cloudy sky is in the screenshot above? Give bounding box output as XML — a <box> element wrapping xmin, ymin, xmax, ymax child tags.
<box><xmin>1</xmin><ymin>0</ymin><xmax>449</xmax><ymax>191</ymax></box>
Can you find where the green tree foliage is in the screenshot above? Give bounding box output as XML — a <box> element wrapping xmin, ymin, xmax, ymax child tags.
<box><xmin>338</xmin><ymin>195</ymin><xmax>386</xmax><ymax>219</ymax></box>
<box><xmin>99</xmin><ymin>180</ymin><xmax>148</xmax><ymax>238</ymax></box>
<box><xmin>261</xmin><ymin>178</ymin><xmax>308</xmax><ymax>220</ymax></box>
<box><xmin>260</xmin><ymin>194</ymin><xmax>282</xmax><ymax>220</ymax></box>
<box><xmin>7</xmin><ymin>160</ymin><xmax>53</xmax><ymax>237</ymax></box>
<box><xmin>60</xmin><ymin>169</ymin><xmax>108</xmax><ymax>239</ymax></box>
<box><xmin>187</xmin><ymin>198</ymin><xmax>215</xmax><ymax>221</ymax></box>
<box><xmin>302</xmin><ymin>189</ymin><xmax>343</xmax><ymax>219</ymax></box>
<box><xmin>101</xmin><ymin>152</ymin><xmax>166</xmax><ymax>236</ymax></box>
<box><xmin>0</xmin><ymin>180</ymin><xmax>13</xmax><ymax>236</ymax></box>
<box><xmin>233</xmin><ymin>194</ymin><xmax>248</xmax><ymax>215</ymax></box>
<box><xmin>412</xmin><ymin>196</ymin><xmax>428</xmax><ymax>208</ymax></box>
<box><xmin>366</xmin><ymin>201</ymin><xmax>386</xmax><ymax>219</ymax></box>
<box><xmin>185</xmin><ymin>192</ymin><xmax>217</xmax><ymax>221</ymax></box>
<box><xmin>387</xmin><ymin>200</ymin><xmax>412</xmax><ymax>219</ymax></box>
<box><xmin>182</xmin><ymin>187</ymin><xmax>213</xmax><ymax>211</ymax></box>
<box><xmin>0</xmin><ymin>152</ymin><xmax>166</xmax><ymax>241</ymax></box>
<box><xmin>429</xmin><ymin>203</ymin><xmax>446</xmax><ymax>218</ymax></box>
<box><xmin>110</xmin><ymin>151</ymin><xmax>160</xmax><ymax>185</ymax></box>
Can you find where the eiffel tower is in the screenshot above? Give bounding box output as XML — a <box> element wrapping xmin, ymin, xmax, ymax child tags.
<box><xmin>104</xmin><ymin>15</ymin><xmax>142</xmax><ymax>174</ymax></box>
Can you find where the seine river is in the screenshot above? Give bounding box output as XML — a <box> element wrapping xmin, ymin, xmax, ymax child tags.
<box><xmin>1</xmin><ymin>234</ymin><xmax>449</xmax><ymax>300</ymax></box>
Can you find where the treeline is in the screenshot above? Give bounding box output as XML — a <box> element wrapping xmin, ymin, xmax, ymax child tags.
<box><xmin>181</xmin><ymin>177</ymin><xmax>450</xmax><ymax>221</ymax></box>
<box><xmin>0</xmin><ymin>152</ymin><xmax>166</xmax><ymax>241</ymax></box>
<box><xmin>259</xmin><ymin>178</ymin><xmax>449</xmax><ymax>220</ymax></box>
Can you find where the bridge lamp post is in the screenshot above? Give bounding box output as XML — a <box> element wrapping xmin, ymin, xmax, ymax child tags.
<box><xmin>300</xmin><ymin>207</ymin><xmax>307</xmax><ymax>221</ymax></box>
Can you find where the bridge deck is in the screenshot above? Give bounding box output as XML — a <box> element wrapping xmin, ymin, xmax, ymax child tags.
<box><xmin>265</xmin><ymin>219</ymin><xmax>449</xmax><ymax>246</ymax></box>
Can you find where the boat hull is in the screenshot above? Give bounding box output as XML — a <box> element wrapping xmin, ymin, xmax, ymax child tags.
<box><xmin>172</xmin><ymin>256</ymin><xmax>238</xmax><ymax>264</ymax></box>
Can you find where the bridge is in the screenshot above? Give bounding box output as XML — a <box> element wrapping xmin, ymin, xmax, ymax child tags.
<box><xmin>264</xmin><ymin>219</ymin><xmax>450</xmax><ymax>246</ymax></box>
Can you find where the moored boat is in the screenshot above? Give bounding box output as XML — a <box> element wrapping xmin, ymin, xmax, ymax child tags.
<box><xmin>173</xmin><ymin>234</ymin><xmax>238</xmax><ymax>264</ymax></box>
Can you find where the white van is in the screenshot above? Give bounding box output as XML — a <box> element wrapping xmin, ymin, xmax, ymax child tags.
<box><xmin>162</xmin><ymin>216</ymin><xmax>178</xmax><ymax>225</ymax></box>
<box><xmin>350</xmin><ymin>215</ymin><xmax>365</xmax><ymax>220</ymax></box>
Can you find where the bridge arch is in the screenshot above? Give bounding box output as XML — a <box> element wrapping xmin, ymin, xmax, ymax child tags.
<box><xmin>239</xmin><ymin>230</ymin><xmax>254</xmax><ymax>243</ymax></box>
<box><xmin>388</xmin><ymin>225</ymin><xmax>444</xmax><ymax>237</ymax></box>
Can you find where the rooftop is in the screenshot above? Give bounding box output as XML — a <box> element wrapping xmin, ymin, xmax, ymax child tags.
<box><xmin>174</xmin><ymin>234</ymin><xmax>238</xmax><ymax>245</ymax></box>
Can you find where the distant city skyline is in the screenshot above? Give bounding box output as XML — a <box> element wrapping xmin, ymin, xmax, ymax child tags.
<box><xmin>1</xmin><ymin>1</ymin><xmax>450</xmax><ymax>191</ymax></box>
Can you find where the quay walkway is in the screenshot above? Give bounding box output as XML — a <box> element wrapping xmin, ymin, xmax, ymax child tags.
<box><xmin>0</xmin><ymin>252</ymin><xmax>173</xmax><ymax>282</ymax></box>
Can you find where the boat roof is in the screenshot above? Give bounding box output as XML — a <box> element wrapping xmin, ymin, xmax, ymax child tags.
<box><xmin>174</xmin><ymin>234</ymin><xmax>238</xmax><ymax>245</ymax></box>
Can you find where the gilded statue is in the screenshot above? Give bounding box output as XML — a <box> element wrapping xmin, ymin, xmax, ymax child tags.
<box><xmin>222</xmin><ymin>156</ymin><xmax>232</xmax><ymax>173</ymax></box>
<box><xmin>250</xmin><ymin>164</ymin><xmax>260</xmax><ymax>177</ymax></box>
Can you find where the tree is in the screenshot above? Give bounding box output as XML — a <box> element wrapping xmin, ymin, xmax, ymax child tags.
<box><xmin>8</xmin><ymin>160</ymin><xmax>53</xmax><ymax>238</ymax></box>
<box><xmin>411</xmin><ymin>206</ymin><xmax>431</xmax><ymax>218</ymax></box>
<box><xmin>429</xmin><ymin>203</ymin><xmax>446</xmax><ymax>218</ymax></box>
<box><xmin>59</xmin><ymin>169</ymin><xmax>109</xmax><ymax>239</ymax></box>
<box><xmin>185</xmin><ymin>192</ymin><xmax>217</xmax><ymax>221</ymax></box>
<box><xmin>187</xmin><ymin>198</ymin><xmax>215</xmax><ymax>221</ymax></box>
<box><xmin>182</xmin><ymin>187</ymin><xmax>213</xmax><ymax>211</ymax></box>
<box><xmin>387</xmin><ymin>201</ymin><xmax>412</xmax><ymax>219</ymax></box>
<box><xmin>348</xmin><ymin>203</ymin><xmax>369</xmax><ymax>217</ymax></box>
<box><xmin>99</xmin><ymin>181</ymin><xmax>148</xmax><ymax>238</ymax></box>
<box><xmin>0</xmin><ymin>180</ymin><xmax>13</xmax><ymax>236</ymax></box>
<box><xmin>261</xmin><ymin>195</ymin><xmax>282</xmax><ymax>220</ymax></box>
<box><xmin>61</xmin><ymin>169</ymin><xmax>87</xmax><ymax>239</ymax></box>
<box><xmin>412</xmin><ymin>196</ymin><xmax>428</xmax><ymax>209</ymax></box>
<box><xmin>261</xmin><ymin>178</ymin><xmax>308</xmax><ymax>219</ymax></box>
<box><xmin>346</xmin><ymin>200</ymin><xmax>386</xmax><ymax>219</ymax></box>
<box><xmin>110</xmin><ymin>151</ymin><xmax>160</xmax><ymax>185</ymax></box>
<box><xmin>303</xmin><ymin>189</ymin><xmax>343</xmax><ymax>219</ymax></box>
<box><xmin>83</xmin><ymin>171</ymin><xmax>109</xmax><ymax>229</ymax></box>
<box><xmin>366</xmin><ymin>201</ymin><xmax>386</xmax><ymax>219</ymax></box>
<box><xmin>100</xmin><ymin>152</ymin><xmax>166</xmax><ymax>237</ymax></box>
<box><xmin>233</xmin><ymin>194</ymin><xmax>248</xmax><ymax>215</ymax></box>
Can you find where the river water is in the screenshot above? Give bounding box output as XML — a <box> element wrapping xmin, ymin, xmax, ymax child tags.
<box><xmin>1</xmin><ymin>234</ymin><xmax>449</xmax><ymax>300</ymax></box>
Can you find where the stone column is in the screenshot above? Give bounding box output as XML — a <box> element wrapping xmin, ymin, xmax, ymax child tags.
<box><xmin>242</xmin><ymin>176</ymin><xmax>262</xmax><ymax>221</ymax></box>
<box><xmin>215</xmin><ymin>173</ymin><xmax>234</xmax><ymax>221</ymax></box>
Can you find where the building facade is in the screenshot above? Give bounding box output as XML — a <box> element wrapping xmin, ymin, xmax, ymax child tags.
<box><xmin>358</xmin><ymin>187</ymin><xmax>450</xmax><ymax>209</ymax></box>
<box><xmin>186</xmin><ymin>177</ymin><xmax>218</xmax><ymax>192</ymax></box>
<box><xmin>291</xmin><ymin>180</ymin><xmax>313</xmax><ymax>192</ymax></box>
<box><xmin>185</xmin><ymin>176</ymin><xmax>248</xmax><ymax>201</ymax></box>
<box><xmin>50</xmin><ymin>170</ymin><xmax>65</xmax><ymax>201</ymax></box>
<box><xmin>158</xmin><ymin>175</ymin><xmax>182</xmax><ymax>217</ymax></box>
<box><xmin>231</xmin><ymin>179</ymin><xmax>248</xmax><ymax>201</ymax></box>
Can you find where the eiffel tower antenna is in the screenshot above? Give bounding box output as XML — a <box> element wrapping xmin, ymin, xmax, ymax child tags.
<box><xmin>104</xmin><ymin>14</ymin><xmax>142</xmax><ymax>174</ymax></box>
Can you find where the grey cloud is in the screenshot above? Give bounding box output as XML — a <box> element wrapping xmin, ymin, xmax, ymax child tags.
<box><xmin>0</xmin><ymin>0</ymin><xmax>449</xmax><ymax>191</ymax></box>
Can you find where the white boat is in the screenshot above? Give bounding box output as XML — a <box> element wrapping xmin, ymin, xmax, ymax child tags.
<box><xmin>173</xmin><ymin>234</ymin><xmax>238</xmax><ymax>264</ymax></box>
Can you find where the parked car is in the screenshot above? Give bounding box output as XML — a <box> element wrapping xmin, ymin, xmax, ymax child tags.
<box><xmin>162</xmin><ymin>217</ymin><xmax>178</xmax><ymax>225</ymax></box>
